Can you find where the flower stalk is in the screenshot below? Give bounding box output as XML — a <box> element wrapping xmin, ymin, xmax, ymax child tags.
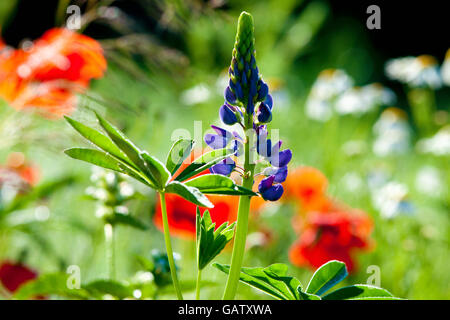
<box><xmin>223</xmin><ymin>114</ymin><xmax>255</xmax><ymax>299</ymax></box>
<box><xmin>104</xmin><ymin>223</ymin><xmax>116</xmax><ymax>280</ymax></box>
<box><xmin>159</xmin><ymin>192</ymin><xmax>184</xmax><ymax>300</ymax></box>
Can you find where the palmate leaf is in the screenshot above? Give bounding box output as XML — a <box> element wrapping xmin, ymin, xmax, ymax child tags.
<box><xmin>166</xmin><ymin>139</ymin><xmax>194</xmax><ymax>175</ymax></box>
<box><xmin>196</xmin><ymin>208</ymin><xmax>235</xmax><ymax>270</ymax></box>
<box><xmin>165</xmin><ymin>181</ymin><xmax>213</xmax><ymax>208</ymax></box>
<box><xmin>213</xmin><ymin>260</ymin><xmax>401</xmax><ymax>300</ymax></box>
<box><xmin>322</xmin><ymin>284</ymin><xmax>396</xmax><ymax>300</ymax></box>
<box><xmin>64</xmin><ymin>148</ymin><xmax>153</xmax><ymax>188</ymax></box>
<box><xmin>305</xmin><ymin>260</ymin><xmax>348</xmax><ymax>296</ymax></box>
<box><xmin>94</xmin><ymin>112</ymin><xmax>166</xmax><ymax>188</ymax></box>
<box><xmin>212</xmin><ymin>263</ymin><xmax>302</xmax><ymax>300</ymax></box>
<box><xmin>175</xmin><ymin>148</ymin><xmax>234</xmax><ymax>182</ymax></box>
<box><xmin>64</xmin><ymin>116</ymin><xmax>132</xmax><ymax>167</ymax></box>
<box><xmin>185</xmin><ymin>174</ymin><xmax>257</xmax><ymax>196</ymax></box>
<box><xmin>141</xmin><ymin>152</ymin><xmax>171</xmax><ymax>188</ymax></box>
<box><xmin>64</xmin><ymin>148</ymin><xmax>122</xmax><ymax>172</ymax></box>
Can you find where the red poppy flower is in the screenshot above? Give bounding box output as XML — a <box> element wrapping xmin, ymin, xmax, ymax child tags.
<box><xmin>289</xmin><ymin>209</ymin><xmax>373</xmax><ymax>272</ymax></box>
<box><xmin>284</xmin><ymin>166</ymin><xmax>330</xmax><ymax>212</ymax></box>
<box><xmin>0</xmin><ymin>28</ymin><xmax>106</xmax><ymax>117</ymax></box>
<box><xmin>0</xmin><ymin>261</ymin><xmax>37</xmax><ymax>293</ymax></box>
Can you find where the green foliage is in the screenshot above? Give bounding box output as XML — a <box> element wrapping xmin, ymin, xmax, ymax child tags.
<box><xmin>322</xmin><ymin>284</ymin><xmax>399</xmax><ymax>300</ymax></box>
<box><xmin>65</xmin><ymin>113</ymin><xmax>253</xmax><ymax>206</ymax></box>
<box><xmin>174</xmin><ymin>148</ymin><xmax>235</xmax><ymax>182</ymax></box>
<box><xmin>196</xmin><ymin>208</ymin><xmax>235</xmax><ymax>270</ymax></box>
<box><xmin>165</xmin><ymin>139</ymin><xmax>194</xmax><ymax>175</ymax></box>
<box><xmin>104</xmin><ymin>212</ymin><xmax>148</xmax><ymax>230</ymax></box>
<box><xmin>305</xmin><ymin>260</ymin><xmax>348</xmax><ymax>295</ymax></box>
<box><xmin>185</xmin><ymin>174</ymin><xmax>258</xmax><ymax>196</ymax></box>
<box><xmin>213</xmin><ymin>260</ymin><xmax>399</xmax><ymax>300</ymax></box>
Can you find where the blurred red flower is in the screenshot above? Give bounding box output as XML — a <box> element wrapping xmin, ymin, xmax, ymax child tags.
<box><xmin>0</xmin><ymin>261</ymin><xmax>37</xmax><ymax>293</ymax></box>
<box><xmin>0</xmin><ymin>28</ymin><xmax>106</xmax><ymax>117</ymax></box>
<box><xmin>153</xmin><ymin>152</ymin><xmax>239</xmax><ymax>239</ymax></box>
<box><xmin>289</xmin><ymin>205</ymin><xmax>374</xmax><ymax>272</ymax></box>
<box><xmin>154</xmin><ymin>193</ymin><xmax>238</xmax><ymax>239</ymax></box>
<box><xmin>285</xmin><ymin>166</ymin><xmax>374</xmax><ymax>273</ymax></box>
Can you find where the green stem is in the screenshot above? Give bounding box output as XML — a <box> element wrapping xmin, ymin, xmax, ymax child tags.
<box><xmin>195</xmin><ymin>268</ymin><xmax>202</xmax><ymax>300</ymax></box>
<box><xmin>222</xmin><ymin>114</ymin><xmax>254</xmax><ymax>300</ymax></box>
<box><xmin>104</xmin><ymin>223</ymin><xmax>116</xmax><ymax>280</ymax></box>
<box><xmin>159</xmin><ymin>192</ymin><xmax>184</xmax><ymax>300</ymax></box>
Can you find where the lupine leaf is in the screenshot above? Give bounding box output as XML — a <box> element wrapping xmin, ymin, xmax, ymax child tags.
<box><xmin>64</xmin><ymin>116</ymin><xmax>133</xmax><ymax>167</ymax></box>
<box><xmin>64</xmin><ymin>148</ymin><xmax>153</xmax><ymax>188</ymax></box>
<box><xmin>140</xmin><ymin>152</ymin><xmax>171</xmax><ymax>188</ymax></box>
<box><xmin>166</xmin><ymin>139</ymin><xmax>194</xmax><ymax>175</ymax></box>
<box><xmin>212</xmin><ymin>263</ymin><xmax>302</xmax><ymax>300</ymax></box>
<box><xmin>322</xmin><ymin>284</ymin><xmax>395</xmax><ymax>300</ymax></box>
<box><xmin>94</xmin><ymin>112</ymin><xmax>158</xmax><ymax>186</ymax></box>
<box><xmin>185</xmin><ymin>174</ymin><xmax>257</xmax><ymax>196</ymax></box>
<box><xmin>104</xmin><ymin>212</ymin><xmax>148</xmax><ymax>230</ymax></box>
<box><xmin>305</xmin><ymin>260</ymin><xmax>348</xmax><ymax>296</ymax></box>
<box><xmin>196</xmin><ymin>209</ymin><xmax>235</xmax><ymax>270</ymax></box>
<box><xmin>297</xmin><ymin>287</ymin><xmax>321</xmax><ymax>300</ymax></box>
<box><xmin>165</xmin><ymin>181</ymin><xmax>213</xmax><ymax>208</ymax></box>
<box><xmin>64</xmin><ymin>148</ymin><xmax>122</xmax><ymax>172</ymax></box>
<box><xmin>175</xmin><ymin>148</ymin><xmax>234</xmax><ymax>182</ymax></box>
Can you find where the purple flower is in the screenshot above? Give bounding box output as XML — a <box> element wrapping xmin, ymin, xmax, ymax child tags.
<box><xmin>219</xmin><ymin>104</ymin><xmax>238</xmax><ymax>125</ymax></box>
<box><xmin>204</xmin><ymin>125</ymin><xmax>232</xmax><ymax>149</ymax></box>
<box><xmin>256</xmin><ymin>102</ymin><xmax>272</xmax><ymax>123</ymax></box>
<box><xmin>258</xmin><ymin>175</ymin><xmax>284</xmax><ymax>201</ymax></box>
<box><xmin>257</xmin><ymin>80</ymin><xmax>269</xmax><ymax>101</ymax></box>
<box><xmin>224</xmin><ymin>86</ymin><xmax>237</xmax><ymax>105</ymax></box>
<box><xmin>264</xmin><ymin>166</ymin><xmax>288</xmax><ymax>183</ymax></box>
<box><xmin>209</xmin><ymin>158</ymin><xmax>236</xmax><ymax>176</ymax></box>
<box><xmin>270</xmin><ymin>149</ymin><xmax>292</xmax><ymax>168</ymax></box>
<box><xmin>264</xmin><ymin>94</ymin><xmax>273</xmax><ymax>110</ymax></box>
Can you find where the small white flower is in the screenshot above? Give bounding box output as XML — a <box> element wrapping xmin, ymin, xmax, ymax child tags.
<box><xmin>372</xmin><ymin>108</ymin><xmax>411</xmax><ymax>156</ymax></box>
<box><xmin>305</xmin><ymin>69</ymin><xmax>353</xmax><ymax>121</ymax></box>
<box><xmin>416</xmin><ymin>125</ymin><xmax>450</xmax><ymax>156</ymax></box>
<box><xmin>441</xmin><ymin>49</ymin><xmax>450</xmax><ymax>86</ymax></box>
<box><xmin>385</xmin><ymin>55</ymin><xmax>442</xmax><ymax>89</ymax></box>
<box><xmin>372</xmin><ymin>181</ymin><xmax>414</xmax><ymax>219</ymax></box>
<box><xmin>119</xmin><ymin>181</ymin><xmax>134</xmax><ymax>197</ymax></box>
<box><xmin>305</xmin><ymin>97</ymin><xmax>333</xmax><ymax>121</ymax></box>
<box><xmin>335</xmin><ymin>83</ymin><xmax>395</xmax><ymax>115</ymax></box>
<box><xmin>180</xmin><ymin>83</ymin><xmax>211</xmax><ymax>105</ymax></box>
<box><xmin>313</xmin><ymin>69</ymin><xmax>353</xmax><ymax>100</ymax></box>
<box><xmin>341</xmin><ymin>172</ymin><xmax>364</xmax><ymax>192</ymax></box>
<box><xmin>415</xmin><ymin>166</ymin><xmax>443</xmax><ymax>197</ymax></box>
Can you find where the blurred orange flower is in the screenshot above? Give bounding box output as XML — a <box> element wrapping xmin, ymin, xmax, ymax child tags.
<box><xmin>0</xmin><ymin>28</ymin><xmax>106</xmax><ymax>117</ymax></box>
<box><xmin>284</xmin><ymin>166</ymin><xmax>330</xmax><ymax>212</ymax></box>
<box><xmin>0</xmin><ymin>152</ymin><xmax>40</xmax><ymax>189</ymax></box>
